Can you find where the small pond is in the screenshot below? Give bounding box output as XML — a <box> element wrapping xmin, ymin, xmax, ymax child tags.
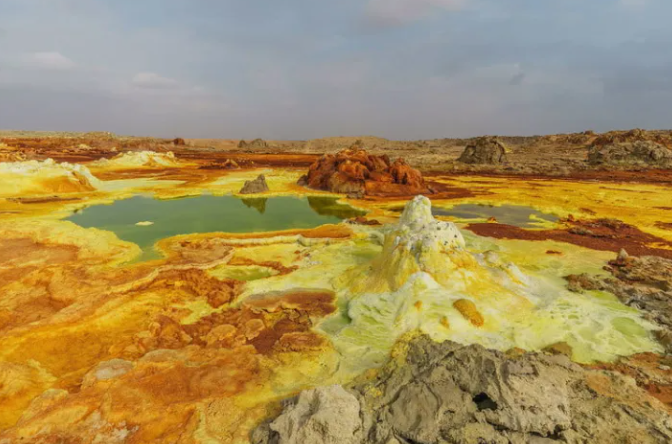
<box><xmin>391</xmin><ymin>203</ymin><xmax>558</xmax><ymax>228</ymax></box>
<box><xmin>433</xmin><ymin>204</ymin><xmax>558</xmax><ymax>227</ymax></box>
<box><xmin>67</xmin><ymin>195</ymin><xmax>365</xmax><ymax>261</ymax></box>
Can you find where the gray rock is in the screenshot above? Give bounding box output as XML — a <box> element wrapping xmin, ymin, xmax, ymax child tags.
<box><xmin>256</xmin><ymin>385</ymin><xmax>363</xmax><ymax>444</ymax></box>
<box><xmin>240</xmin><ymin>174</ymin><xmax>270</xmax><ymax>194</ymax></box>
<box><xmin>458</xmin><ymin>137</ymin><xmax>508</xmax><ymax>165</ymax></box>
<box><xmin>254</xmin><ymin>336</ymin><xmax>672</xmax><ymax>444</ymax></box>
<box><xmin>568</xmin><ymin>253</ymin><xmax>672</xmax><ymax>353</ymax></box>
<box><xmin>587</xmin><ymin>141</ymin><xmax>672</xmax><ymax>168</ymax></box>
<box><xmin>239</xmin><ymin>138</ymin><xmax>269</xmax><ymax>149</ymax></box>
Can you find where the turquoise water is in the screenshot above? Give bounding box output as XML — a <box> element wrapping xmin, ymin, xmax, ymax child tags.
<box><xmin>67</xmin><ymin>195</ymin><xmax>365</xmax><ymax>261</ymax></box>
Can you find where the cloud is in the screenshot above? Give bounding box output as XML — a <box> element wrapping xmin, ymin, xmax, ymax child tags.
<box><xmin>509</xmin><ymin>72</ymin><xmax>526</xmax><ymax>86</ymax></box>
<box><xmin>22</xmin><ymin>51</ymin><xmax>76</xmax><ymax>70</ymax></box>
<box><xmin>1</xmin><ymin>0</ymin><xmax>671</xmax><ymax>139</ymax></box>
<box><xmin>131</xmin><ymin>72</ymin><xmax>180</xmax><ymax>90</ymax></box>
<box><xmin>365</xmin><ymin>0</ymin><xmax>468</xmax><ymax>26</ymax></box>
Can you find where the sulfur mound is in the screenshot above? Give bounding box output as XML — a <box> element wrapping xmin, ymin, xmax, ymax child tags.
<box><xmin>254</xmin><ymin>335</ymin><xmax>672</xmax><ymax>444</ymax></box>
<box><xmin>240</xmin><ymin>174</ymin><xmax>270</xmax><ymax>194</ymax></box>
<box><xmin>458</xmin><ymin>136</ymin><xmax>508</xmax><ymax>165</ymax></box>
<box><xmin>0</xmin><ymin>159</ymin><xmax>99</xmax><ymax>196</ymax></box>
<box><xmin>91</xmin><ymin>151</ymin><xmax>180</xmax><ymax>169</ymax></box>
<box><xmin>350</xmin><ymin>195</ymin><xmax>466</xmax><ymax>293</ymax></box>
<box><xmin>298</xmin><ymin>148</ymin><xmax>428</xmax><ymax>196</ymax></box>
<box><xmin>332</xmin><ymin>196</ymin><xmax>661</xmax><ymax>368</ymax></box>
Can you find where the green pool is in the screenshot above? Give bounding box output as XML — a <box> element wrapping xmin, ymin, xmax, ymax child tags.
<box><xmin>67</xmin><ymin>195</ymin><xmax>365</xmax><ymax>261</ymax></box>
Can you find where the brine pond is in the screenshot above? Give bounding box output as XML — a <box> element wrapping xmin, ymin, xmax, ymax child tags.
<box><xmin>391</xmin><ymin>203</ymin><xmax>558</xmax><ymax>228</ymax></box>
<box><xmin>67</xmin><ymin>195</ymin><xmax>366</xmax><ymax>261</ymax></box>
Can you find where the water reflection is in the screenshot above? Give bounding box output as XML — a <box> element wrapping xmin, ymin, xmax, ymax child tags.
<box><xmin>240</xmin><ymin>198</ymin><xmax>267</xmax><ymax>214</ymax></box>
<box><xmin>307</xmin><ymin>197</ymin><xmax>367</xmax><ymax>219</ymax></box>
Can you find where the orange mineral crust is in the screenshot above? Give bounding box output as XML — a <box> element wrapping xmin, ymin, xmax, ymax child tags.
<box><xmin>467</xmin><ymin>217</ymin><xmax>672</xmax><ymax>259</ymax></box>
<box><xmin>0</xmin><ymin>219</ymin><xmax>343</xmax><ymax>441</ymax></box>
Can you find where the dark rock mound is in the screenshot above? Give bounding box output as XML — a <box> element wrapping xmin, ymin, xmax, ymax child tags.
<box><xmin>239</xmin><ymin>139</ymin><xmax>269</xmax><ymax>149</ymax></box>
<box><xmin>587</xmin><ymin>140</ymin><xmax>672</xmax><ymax>168</ymax></box>
<box><xmin>240</xmin><ymin>174</ymin><xmax>269</xmax><ymax>194</ymax></box>
<box><xmin>253</xmin><ymin>335</ymin><xmax>672</xmax><ymax>444</ymax></box>
<box><xmin>172</xmin><ymin>137</ymin><xmax>186</xmax><ymax>146</ymax></box>
<box><xmin>298</xmin><ymin>147</ymin><xmax>429</xmax><ymax>196</ymax></box>
<box><xmin>458</xmin><ymin>137</ymin><xmax>508</xmax><ymax>165</ymax></box>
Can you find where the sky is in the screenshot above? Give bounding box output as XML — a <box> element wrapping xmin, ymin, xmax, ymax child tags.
<box><xmin>0</xmin><ymin>0</ymin><xmax>671</xmax><ymax>140</ymax></box>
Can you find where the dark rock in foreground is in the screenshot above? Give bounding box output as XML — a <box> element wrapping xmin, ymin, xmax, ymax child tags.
<box><xmin>253</xmin><ymin>335</ymin><xmax>672</xmax><ymax>444</ymax></box>
<box><xmin>240</xmin><ymin>174</ymin><xmax>269</xmax><ymax>194</ymax></box>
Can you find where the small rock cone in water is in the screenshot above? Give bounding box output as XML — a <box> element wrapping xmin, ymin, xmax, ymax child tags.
<box><xmin>240</xmin><ymin>174</ymin><xmax>270</xmax><ymax>194</ymax></box>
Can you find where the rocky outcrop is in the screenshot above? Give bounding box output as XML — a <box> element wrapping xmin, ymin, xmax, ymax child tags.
<box><xmin>253</xmin><ymin>335</ymin><xmax>672</xmax><ymax>444</ymax></box>
<box><xmin>239</xmin><ymin>139</ymin><xmax>269</xmax><ymax>149</ymax></box>
<box><xmin>172</xmin><ymin>138</ymin><xmax>186</xmax><ymax>146</ymax></box>
<box><xmin>566</xmin><ymin>250</ymin><xmax>672</xmax><ymax>353</ymax></box>
<box><xmin>240</xmin><ymin>174</ymin><xmax>270</xmax><ymax>194</ymax></box>
<box><xmin>253</xmin><ymin>386</ymin><xmax>362</xmax><ymax>444</ymax></box>
<box><xmin>298</xmin><ymin>148</ymin><xmax>429</xmax><ymax>196</ymax></box>
<box><xmin>0</xmin><ymin>144</ymin><xmax>26</xmax><ymax>162</ymax></box>
<box><xmin>591</xmin><ymin>128</ymin><xmax>672</xmax><ymax>148</ymax></box>
<box><xmin>587</xmin><ymin>141</ymin><xmax>672</xmax><ymax>168</ymax></box>
<box><xmin>458</xmin><ymin>137</ymin><xmax>508</xmax><ymax>165</ymax></box>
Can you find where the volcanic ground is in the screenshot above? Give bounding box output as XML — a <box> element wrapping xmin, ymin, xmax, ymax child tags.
<box><xmin>1</xmin><ymin>130</ymin><xmax>672</xmax><ymax>444</ymax></box>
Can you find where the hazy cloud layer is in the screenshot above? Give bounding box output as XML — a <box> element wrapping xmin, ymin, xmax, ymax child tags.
<box><xmin>0</xmin><ymin>0</ymin><xmax>670</xmax><ymax>139</ymax></box>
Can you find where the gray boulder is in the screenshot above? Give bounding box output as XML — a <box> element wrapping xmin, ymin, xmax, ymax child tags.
<box><xmin>458</xmin><ymin>137</ymin><xmax>508</xmax><ymax>165</ymax></box>
<box><xmin>254</xmin><ymin>336</ymin><xmax>672</xmax><ymax>444</ymax></box>
<box><xmin>253</xmin><ymin>385</ymin><xmax>362</xmax><ymax>444</ymax></box>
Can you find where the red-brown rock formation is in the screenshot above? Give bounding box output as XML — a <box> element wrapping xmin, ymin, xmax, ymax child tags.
<box><xmin>298</xmin><ymin>148</ymin><xmax>429</xmax><ymax>196</ymax></box>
